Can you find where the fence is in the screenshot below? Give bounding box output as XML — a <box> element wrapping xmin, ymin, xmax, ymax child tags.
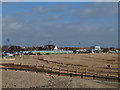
<box><xmin>37</xmin><ymin>58</ymin><xmax>119</xmax><ymax>76</ymax></box>
<box><xmin>21</xmin><ymin>50</ymin><xmax>73</xmax><ymax>55</ymax></box>
<box><xmin>1</xmin><ymin>63</ymin><xmax>119</xmax><ymax>82</ymax></box>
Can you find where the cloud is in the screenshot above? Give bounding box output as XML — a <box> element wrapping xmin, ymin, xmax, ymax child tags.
<box><xmin>2</xmin><ymin>0</ymin><xmax>22</xmax><ymax>2</ymax></box>
<box><xmin>2</xmin><ymin>0</ymin><xmax>119</xmax><ymax>2</ymax></box>
<box><xmin>33</xmin><ymin>5</ymin><xmax>69</xmax><ymax>15</ymax></box>
<box><xmin>2</xmin><ymin>2</ymin><xmax>118</xmax><ymax>47</ymax></box>
<box><xmin>71</xmin><ymin>2</ymin><xmax>118</xmax><ymax>18</ymax></box>
<box><xmin>2</xmin><ymin>14</ymin><xmax>117</xmax><ymax>46</ymax></box>
<box><xmin>92</xmin><ymin>0</ymin><xmax>119</xmax><ymax>2</ymax></box>
<box><xmin>9</xmin><ymin>22</ymin><xmax>23</xmax><ymax>29</ymax></box>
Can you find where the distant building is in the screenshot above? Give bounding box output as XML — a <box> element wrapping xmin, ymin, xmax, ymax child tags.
<box><xmin>35</xmin><ymin>46</ymin><xmax>45</xmax><ymax>50</ymax></box>
<box><xmin>91</xmin><ymin>46</ymin><xmax>101</xmax><ymax>53</ymax></box>
<box><xmin>54</xmin><ymin>45</ymin><xmax>58</xmax><ymax>50</ymax></box>
<box><xmin>33</xmin><ymin>45</ymin><xmax>56</xmax><ymax>50</ymax></box>
<box><xmin>58</xmin><ymin>47</ymin><xmax>82</xmax><ymax>50</ymax></box>
<box><xmin>76</xmin><ymin>48</ymin><xmax>91</xmax><ymax>53</ymax></box>
<box><xmin>43</xmin><ymin>44</ymin><xmax>55</xmax><ymax>50</ymax></box>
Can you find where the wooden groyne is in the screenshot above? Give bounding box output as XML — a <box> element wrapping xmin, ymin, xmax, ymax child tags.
<box><xmin>1</xmin><ymin>63</ymin><xmax>120</xmax><ymax>82</ymax></box>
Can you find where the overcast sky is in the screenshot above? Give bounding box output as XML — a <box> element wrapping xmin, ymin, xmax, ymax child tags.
<box><xmin>2</xmin><ymin>2</ymin><xmax>118</xmax><ymax>47</ymax></box>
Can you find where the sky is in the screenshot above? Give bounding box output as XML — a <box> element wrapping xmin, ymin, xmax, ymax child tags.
<box><xmin>2</xmin><ymin>2</ymin><xmax>118</xmax><ymax>48</ymax></box>
<box><xmin>1</xmin><ymin>0</ymin><xmax>120</xmax><ymax>2</ymax></box>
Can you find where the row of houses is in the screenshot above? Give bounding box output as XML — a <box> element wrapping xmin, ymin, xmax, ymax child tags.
<box><xmin>22</xmin><ymin>44</ymin><xmax>119</xmax><ymax>53</ymax></box>
<box><xmin>2</xmin><ymin>44</ymin><xmax>119</xmax><ymax>58</ymax></box>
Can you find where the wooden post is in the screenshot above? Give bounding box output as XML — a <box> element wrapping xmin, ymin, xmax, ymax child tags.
<box><xmin>47</xmin><ymin>72</ymin><xmax>49</xmax><ymax>74</ymax></box>
<box><xmin>70</xmin><ymin>73</ymin><xmax>72</xmax><ymax>77</ymax></box>
<box><xmin>58</xmin><ymin>72</ymin><xmax>60</xmax><ymax>76</ymax></box>
<box><xmin>59</xmin><ymin>67</ymin><xmax>60</xmax><ymax>73</ymax></box>
<box><xmin>42</xmin><ymin>65</ymin><xmax>44</xmax><ymax>70</ymax></box>
<box><xmin>58</xmin><ymin>67</ymin><xmax>60</xmax><ymax>76</ymax></box>
<box><xmin>118</xmin><ymin>73</ymin><xmax>120</xmax><ymax>82</ymax></box>
<box><xmin>81</xmin><ymin>73</ymin><xmax>83</xmax><ymax>79</ymax></box>
<box><xmin>76</xmin><ymin>70</ymin><xmax>77</xmax><ymax>73</ymax></box>
<box><xmin>118</xmin><ymin>77</ymin><xmax>120</xmax><ymax>82</ymax></box>
<box><xmin>93</xmin><ymin>75</ymin><xmax>95</xmax><ymax>80</ymax></box>
<box><xmin>105</xmin><ymin>68</ymin><xmax>111</xmax><ymax>82</ymax></box>
<box><xmin>51</xmin><ymin>66</ymin><xmax>53</xmax><ymax>71</ymax></box>
<box><xmin>105</xmin><ymin>76</ymin><xmax>108</xmax><ymax>81</ymax></box>
<box><xmin>67</xmin><ymin>65</ymin><xmax>69</xmax><ymax>73</ymax></box>
<box><xmin>67</xmin><ymin>69</ymin><xmax>69</xmax><ymax>73</ymax></box>
<box><xmin>28</xmin><ymin>63</ymin><xmax>30</xmax><ymax>68</ymax></box>
<box><xmin>85</xmin><ymin>68</ymin><xmax>87</xmax><ymax>75</ymax></box>
<box><xmin>108</xmin><ymin>68</ymin><xmax>111</xmax><ymax>76</ymax></box>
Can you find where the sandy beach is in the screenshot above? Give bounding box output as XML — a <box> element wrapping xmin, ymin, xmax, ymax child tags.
<box><xmin>2</xmin><ymin>53</ymin><xmax>119</xmax><ymax>88</ymax></box>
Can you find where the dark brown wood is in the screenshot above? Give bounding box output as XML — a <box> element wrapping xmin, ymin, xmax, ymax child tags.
<box><xmin>93</xmin><ymin>75</ymin><xmax>95</xmax><ymax>80</ymax></box>
<box><xmin>1</xmin><ymin>63</ymin><xmax>119</xmax><ymax>82</ymax></box>
<box><xmin>70</xmin><ymin>73</ymin><xmax>72</xmax><ymax>77</ymax></box>
<box><xmin>105</xmin><ymin>76</ymin><xmax>108</xmax><ymax>81</ymax></box>
<box><xmin>81</xmin><ymin>73</ymin><xmax>83</xmax><ymax>79</ymax></box>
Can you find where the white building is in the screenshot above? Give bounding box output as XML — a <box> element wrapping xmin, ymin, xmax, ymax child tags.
<box><xmin>91</xmin><ymin>46</ymin><xmax>101</xmax><ymax>53</ymax></box>
<box><xmin>54</xmin><ymin>45</ymin><xmax>58</xmax><ymax>50</ymax></box>
<box><xmin>94</xmin><ymin>46</ymin><xmax>101</xmax><ymax>51</ymax></box>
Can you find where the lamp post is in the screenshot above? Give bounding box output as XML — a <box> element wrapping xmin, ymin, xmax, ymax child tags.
<box><xmin>47</xmin><ymin>41</ymin><xmax>52</xmax><ymax>45</ymax></box>
<box><xmin>6</xmin><ymin>39</ymin><xmax>10</xmax><ymax>52</ymax></box>
<box><xmin>78</xmin><ymin>42</ymin><xmax>81</xmax><ymax>48</ymax></box>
